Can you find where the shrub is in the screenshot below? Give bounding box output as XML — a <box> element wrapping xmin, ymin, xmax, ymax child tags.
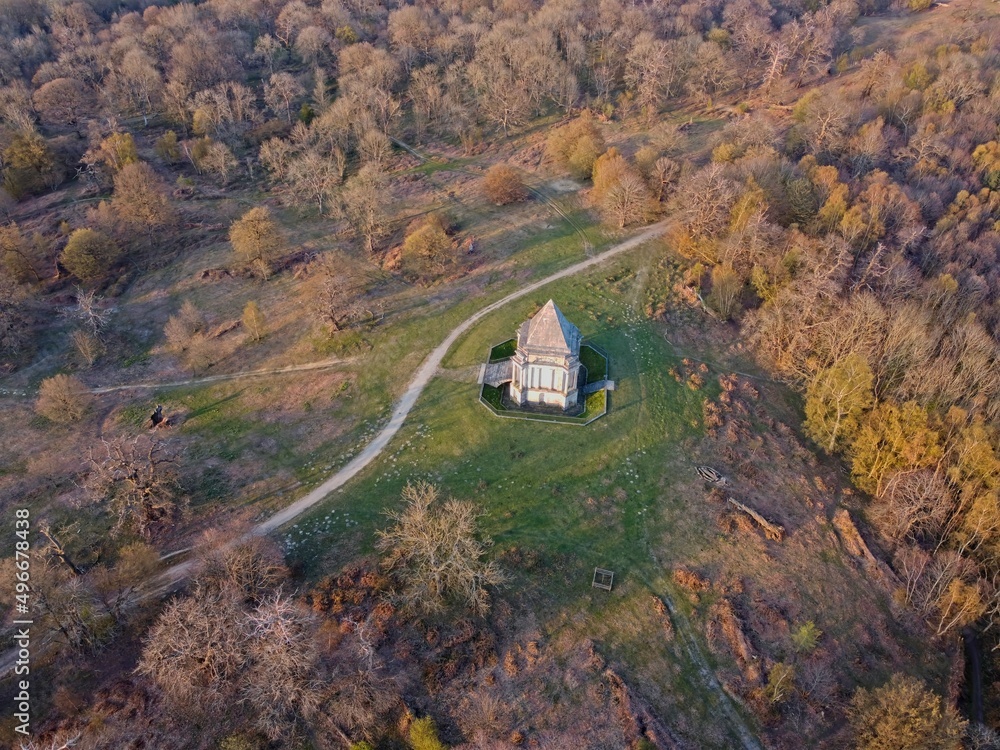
<box><xmin>35</xmin><ymin>374</ymin><xmax>92</xmax><ymax>423</ymax></box>
<box><xmin>60</xmin><ymin>228</ymin><xmax>121</xmax><ymax>281</ymax></box>
<box><xmin>155</xmin><ymin>131</ymin><xmax>181</xmax><ymax>163</ymax></box>
<box><xmin>849</xmin><ymin>674</ymin><xmax>965</xmax><ymax>750</ymax></box>
<box><xmin>482</xmin><ymin>164</ymin><xmax>527</xmax><ymax>205</ymax></box>
<box><xmin>791</xmin><ymin>621</ymin><xmax>822</xmax><ymax>653</ymax></box>
<box><xmin>219</xmin><ymin>735</ymin><xmax>266</xmax><ymax>750</ymax></box>
<box><xmin>401</xmin><ymin>215</ymin><xmax>453</xmax><ymax>277</ymax></box>
<box><xmin>545</xmin><ymin>112</ymin><xmax>605</xmax><ymax>180</ymax></box>
<box><xmin>404</xmin><ymin>216</ymin><xmax>450</xmax><ymax>258</ymax></box>
<box><xmin>410</xmin><ymin>716</ymin><xmax>448</xmax><ymax>750</ymax></box>
<box><xmin>95</xmin><ymin>132</ymin><xmax>139</xmax><ymax>172</ymax></box>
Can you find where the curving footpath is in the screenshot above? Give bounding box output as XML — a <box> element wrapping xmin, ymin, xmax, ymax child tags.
<box><xmin>133</xmin><ymin>219</ymin><xmax>670</xmax><ymax>593</ymax></box>
<box><xmin>252</xmin><ymin>219</ymin><xmax>669</xmax><ymax>536</ymax></box>
<box><xmin>0</xmin><ymin>218</ymin><xmax>765</xmax><ymax>749</ymax></box>
<box><xmin>6</xmin><ymin>223</ymin><xmax>679</xmax><ymax>653</ymax></box>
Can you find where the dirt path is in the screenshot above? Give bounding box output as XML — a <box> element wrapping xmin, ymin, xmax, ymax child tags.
<box><xmin>88</xmin><ymin>356</ymin><xmax>355</xmax><ymax>394</ymax></box>
<box><xmin>1</xmin><ymin>220</ymin><xmax>764</xmax><ymax>748</ymax></box>
<box><xmin>130</xmin><ymin>220</ymin><xmax>668</xmax><ymax>593</ymax></box>
<box><xmin>0</xmin><ymin>225</ymin><xmax>665</xmax><ymax>679</ymax></box>
<box><xmin>252</xmin><ymin>220</ymin><xmax>670</xmax><ymax>535</ymax></box>
<box><xmin>619</xmin><ymin>260</ymin><xmax>763</xmax><ymax>750</ymax></box>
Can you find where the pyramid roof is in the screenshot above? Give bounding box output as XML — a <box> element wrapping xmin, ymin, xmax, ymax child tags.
<box><xmin>520</xmin><ymin>300</ymin><xmax>579</xmax><ymax>355</ymax></box>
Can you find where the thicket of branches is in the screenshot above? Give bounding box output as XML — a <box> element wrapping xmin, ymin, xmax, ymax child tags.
<box><xmin>377</xmin><ymin>480</ymin><xmax>505</xmax><ymax>616</ymax></box>
<box><xmin>657</xmin><ymin>12</ymin><xmax>1000</xmax><ymax>652</ymax></box>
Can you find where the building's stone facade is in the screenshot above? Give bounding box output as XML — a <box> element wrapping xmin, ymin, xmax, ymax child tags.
<box><xmin>509</xmin><ymin>300</ymin><xmax>581</xmax><ymax>411</ymax></box>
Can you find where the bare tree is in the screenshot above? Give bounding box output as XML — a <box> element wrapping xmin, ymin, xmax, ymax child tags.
<box><xmin>358</xmin><ymin>128</ymin><xmax>393</xmax><ymax>170</ymax></box>
<box><xmin>243</xmin><ymin>301</ymin><xmax>265</xmax><ymax>343</ymax></box>
<box><xmin>286</xmin><ymin>150</ymin><xmax>344</xmax><ymax>214</ymax></box>
<box><xmin>602</xmin><ymin>170</ymin><xmax>653</xmax><ymax>228</ymax></box>
<box><xmin>32</xmin><ymin>78</ymin><xmax>96</xmax><ymax>133</ymax></box>
<box><xmin>110</xmin><ymin>162</ymin><xmax>175</xmax><ymax>249</ymax></box>
<box><xmin>259</xmin><ymin>137</ymin><xmax>295</xmax><ymax>180</ymax></box>
<box><xmin>35</xmin><ymin>374</ymin><xmax>92</xmax><ymax>423</ymax></box>
<box><xmin>0</xmin><ymin>188</ymin><xmax>16</xmax><ymax>221</ymax></box>
<box><xmin>624</xmin><ymin>33</ymin><xmax>672</xmax><ymax>118</ymax></box>
<box><xmin>339</xmin><ymin>166</ymin><xmax>390</xmax><ymax>255</ymax></box>
<box><xmin>377</xmin><ymin>481</ymin><xmax>505</xmax><ymax>616</ymax></box>
<box><xmin>804</xmin><ymin>352</ymin><xmax>874</xmax><ymax>452</ymax></box>
<box><xmin>242</xmin><ymin>592</ymin><xmax>323</xmax><ymax>740</ymax></box>
<box><xmin>37</xmin><ymin>521</ymin><xmax>84</xmax><ymax>576</ymax></box>
<box><xmin>138</xmin><ymin>585</ymin><xmax>251</xmax><ymax>713</ymax></box>
<box><xmin>86</xmin><ymin>434</ymin><xmax>184</xmax><ymax>540</ymax></box>
<box><xmin>337</xmin><ymin>43</ymin><xmax>402</xmax><ymax>133</ymax></box>
<box><xmin>0</xmin><ymin>222</ymin><xmax>40</xmax><ymax>282</ymax></box>
<box><xmin>30</xmin><ymin>557</ymin><xmax>105</xmax><ymax>652</ymax></box>
<box><xmin>67</xmin><ymin>287</ymin><xmax>112</xmax><ymax>337</ymax></box>
<box><xmin>103</xmin><ymin>47</ymin><xmax>163</xmax><ymax>120</ymax></box>
<box><xmin>651</xmin><ymin>157</ymin><xmax>681</xmax><ymax>202</ymax></box>
<box><xmin>308</xmin><ymin>252</ymin><xmax>364</xmax><ymax>333</ymax></box>
<box><xmin>229</xmin><ymin>206</ymin><xmax>285</xmax><ymax>280</ymax></box>
<box><xmin>0</xmin><ymin>276</ymin><xmax>31</xmax><ymax>354</ymax></box>
<box><xmin>164</xmin><ymin>300</ymin><xmax>204</xmax><ymax>354</ymax></box>
<box><xmin>871</xmin><ymin>470</ymin><xmax>954</xmax><ymax>545</ymax></box>
<box><xmin>265</xmin><ymin>72</ymin><xmax>305</xmax><ymax>123</ymax></box>
<box><xmin>90</xmin><ymin>542</ymin><xmax>160</xmax><ymax>625</ymax></box>
<box><xmin>674</xmin><ymin>164</ymin><xmax>740</xmax><ymax>260</ymax></box>
<box><xmin>199</xmin><ymin>141</ymin><xmax>239</xmax><ymax>184</ymax></box>
<box><xmin>71</xmin><ymin>331</ymin><xmax>102</xmax><ymax>368</ymax></box>
<box><xmin>197</xmin><ymin>535</ymin><xmax>288</xmax><ymax>604</ymax></box>
<box><xmin>849</xmin><ymin>673</ymin><xmax>966</xmax><ymax>750</ymax></box>
<box><xmin>706</xmin><ymin>263</ymin><xmax>743</xmax><ymax>321</ymax></box>
<box><xmin>138</xmin><ymin>583</ymin><xmax>321</xmax><ymax>740</ymax></box>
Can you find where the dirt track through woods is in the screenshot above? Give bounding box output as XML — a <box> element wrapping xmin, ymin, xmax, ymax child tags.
<box><xmin>88</xmin><ymin>356</ymin><xmax>355</xmax><ymax>394</ymax></box>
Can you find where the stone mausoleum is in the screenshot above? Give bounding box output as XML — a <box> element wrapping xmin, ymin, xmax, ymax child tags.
<box><xmin>509</xmin><ymin>300</ymin><xmax>582</xmax><ymax>410</ymax></box>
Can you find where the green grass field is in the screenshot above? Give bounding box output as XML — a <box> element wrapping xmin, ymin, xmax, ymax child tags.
<box><xmin>285</xmin><ymin>249</ymin><xmax>708</xmax><ymax>574</ymax></box>
<box><xmin>278</xmin><ymin>248</ymin><xmax>769</xmax><ymax>747</ymax></box>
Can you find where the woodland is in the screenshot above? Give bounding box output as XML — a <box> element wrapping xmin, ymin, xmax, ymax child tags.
<box><xmin>1</xmin><ymin>0</ymin><xmax>1000</xmax><ymax>747</ymax></box>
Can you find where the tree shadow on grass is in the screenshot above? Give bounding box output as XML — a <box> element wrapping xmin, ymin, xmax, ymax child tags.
<box><xmin>185</xmin><ymin>389</ymin><xmax>244</xmax><ymax>422</ymax></box>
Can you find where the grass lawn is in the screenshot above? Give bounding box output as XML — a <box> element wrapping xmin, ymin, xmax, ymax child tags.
<box><xmin>488</xmin><ymin>338</ymin><xmax>516</xmax><ymax>362</ymax></box>
<box><xmin>284</xmin><ymin>251</ymin><xmax>694</xmax><ymax>577</ymax></box>
<box><xmin>481</xmin><ymin>383</ymin><xmax>505</xmax><ymax>410</ymax></box>
<box><xmin>74</xmin><ymin>210</ymin><xmax>618</xmax><ymax>538</ymax></box>
<box><xmin>478</xmin><ymin>384</ymin><xmax>606</xmax><ymax>424</ymax></box>
<box><xmin>279</xmin><ymin>247</ymin><xmax>778</xmax><ymax>747</ymax></box>
<box><xmin>579</xmin><ymin>343</ymin><xmax>608</xmax><ymax>383</ymax></box>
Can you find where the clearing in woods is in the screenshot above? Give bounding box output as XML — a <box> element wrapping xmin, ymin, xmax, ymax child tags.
<box><xmin>283</xmin><ymin>242</ymin><xmax>947</xmax><ymax>747</ymax></box>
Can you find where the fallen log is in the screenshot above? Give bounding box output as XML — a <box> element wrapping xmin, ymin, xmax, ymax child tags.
<box><xmin>726</xmin><ymin>497</ymin><xmax>784</xmax><ymax>542</ymax></box>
